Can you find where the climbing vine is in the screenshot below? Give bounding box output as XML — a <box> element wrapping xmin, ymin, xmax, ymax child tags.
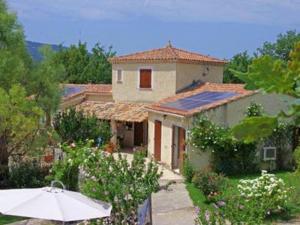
<box><xmin>189</xmin><ymin>115</ymin><xmax>258</xmax><ymax>175</ymax></box>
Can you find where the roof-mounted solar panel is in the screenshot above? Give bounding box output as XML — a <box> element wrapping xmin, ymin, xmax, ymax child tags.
<box><xmin>63</xmin><ymin>86</ymin><xmax>85</xmax><ymax>97</ymax></box>
<box><xmin>161</xmin><ymin>91</ymin><xmax>237</xmax><ymax>111</ymax></box>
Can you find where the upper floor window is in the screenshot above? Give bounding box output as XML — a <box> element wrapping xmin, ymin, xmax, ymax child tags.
<box><xmin>139</xmin><ymin>69</ymin><xmax>152</xmax><ymax>89</ymax></box>
<box><xmin>117</xmin><ymin>69</ymin><xmax>123</xmax><ymax>83</ymax></box>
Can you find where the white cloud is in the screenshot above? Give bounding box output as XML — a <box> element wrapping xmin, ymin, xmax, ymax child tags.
<box><xmin>7</xmin><ymin>0</ymin><xmax>300</xmax><ymax>26</ymax></box>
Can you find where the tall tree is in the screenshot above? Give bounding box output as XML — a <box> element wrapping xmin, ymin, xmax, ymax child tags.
<box><xmin>256</xmin><ymin>30</ymin><xmax>300</xmax><ymax>61</ymax></box>
<box><xmin>55</xmin><ymin>42</ymin><xmax>115</xmax><ymax>84</ymax></box>
<box><xmin>223</xmin><ymin>51</ymin><xmax>252</xmax><ymax>83</ymax></box>
<box><xmin>28</xmin><ymin>46</ymin><xmax>65</xmax><ymax>126</ymax></box>
<box><xmin>0</xmin><ymin>85</ymin><xmax>43</xmax><ymax>165</ymax></box>
<box><xmin>232</xmin><ymin>42</ymin><xmax>300</xmax><ymax>142</ymax></box>
<box><xmin>0</xmin><ymin>0</ymin><xmax>31</xmax><ymax>90</ymax></box>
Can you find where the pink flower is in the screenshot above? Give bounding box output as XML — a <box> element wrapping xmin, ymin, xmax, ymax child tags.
<box><xmin>70</xmin><ymin>143</ymin><xmax>76</xmax><ymax>148</ymax></box>
<box><xmin>205</xmin><ymin>210</ymin><xmax>210</xmax><ymax>222</ymax></box>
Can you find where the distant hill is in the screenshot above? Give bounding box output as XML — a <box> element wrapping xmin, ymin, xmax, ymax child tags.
<box><xmin>26</xmin><ymin>41</ymin><xmax>63</xmax><ymax>61</ymax></box>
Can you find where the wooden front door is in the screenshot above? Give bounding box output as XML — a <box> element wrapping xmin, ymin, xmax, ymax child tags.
<box><xmin>154</xmin><ymin>120</ymin><xmax>162</xmax><ymax>161</ymax></box>
<box><xmin>178</xmin><ymin>127</ymin><xmax>186</xmax><ymax>171</ymax></box>
<box><xmin>134</xmin><ymin>122</ymin><xmax>144</xmax><ymax>146</ymax></box>
<box><xmin>172</xmin><ymin>126</ymin><xmax>186</xmax><ymax>170</ymax></box>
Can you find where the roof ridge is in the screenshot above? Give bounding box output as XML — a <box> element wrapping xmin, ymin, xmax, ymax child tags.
<box><xmin>172</xmin><ymin>46</ymin><xmax>224</xmax><ymax>61</ymax></box>
<box><xmin>113</xmin><ymin>46</ymin><xmax>169</xmax><ymax>58</ymax></box>
<box><xmin>167</xmin><ymin>45</ymin><xmax>180</xmax><ymax>59</ymax></box>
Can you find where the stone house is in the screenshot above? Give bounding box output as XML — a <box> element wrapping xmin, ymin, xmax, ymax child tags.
<box><xmin>62</xmin><ymin>43</ymin><xmax>290</xmax><ymax>171</ymax></box>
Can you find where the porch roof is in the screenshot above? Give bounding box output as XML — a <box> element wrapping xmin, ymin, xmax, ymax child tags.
<box><xmin>76</xmin><ymin>101</ymin><xmax>149</xmax><ymax>122</ymax></box>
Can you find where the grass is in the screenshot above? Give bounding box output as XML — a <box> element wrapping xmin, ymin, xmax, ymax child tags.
<box><xmin>186</xmin><ymin>171</ymin><xmax>300</xmax><ymax>220</ymax></box>
<box><xmin>0</xmin><ymin>215</ymin><xmax>25</xmax><ymax>224</ymax></box>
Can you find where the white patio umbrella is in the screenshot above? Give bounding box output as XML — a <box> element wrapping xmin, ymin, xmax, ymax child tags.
<box><xmin>0</xmin><ymin>181</ymin><xmax>112</xmax><ymax>223</ymax></box>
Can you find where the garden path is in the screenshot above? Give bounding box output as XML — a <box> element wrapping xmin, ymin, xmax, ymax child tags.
<box><xmin>115</xmin><ymin>152</ymin><xmax>196</xmax><ymax>225</ymax></box>
<box><xmin>152</xmin><ymin>181</ymin><xmax>196</xmax><ymax>225</ymax></box>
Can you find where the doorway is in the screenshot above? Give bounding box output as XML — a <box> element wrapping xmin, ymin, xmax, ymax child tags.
<box><xmin>172</xmin><ymin>126</ymin><xmax>186</xmax><ymax>170</ymax></box>
<box><xmin>154</xmin><ymin>120</ymin><xmax>162</xmax><ymax>161</ymax></box>
<box><xmin>134</xmin><ymin>122</ymin><xmax>144</xmax><ymax>146</ymax></box>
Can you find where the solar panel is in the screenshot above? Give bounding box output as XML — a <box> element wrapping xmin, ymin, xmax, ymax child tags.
<box><xmin>162</xmin><ymin>91</ymin><xmax>237</xmax><ymax>111</ymax></box>
<box><xmin>63</xmin><ymin>86</ymin><xmax>85</xmax><ymax>97</ymax></box>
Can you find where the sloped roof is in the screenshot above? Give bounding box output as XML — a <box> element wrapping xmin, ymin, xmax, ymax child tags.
<box><xmin>76</xmin><ymin>101</ymin><xmax>148</xmax><ymax>122</ymax></box>
<box><xmin>109</xmin><ymin>44</ymin><xmax>226</xmax><ymax>65</ymax></box>
<box><xmin>63</xmin><ymin>84</ymin><xmax>112</xmax><ymax>101</ymax></box>
<box><xmin>147</xmin><ymin>83</ymin><xmax>257</xmax><ymax>117</ymax></box>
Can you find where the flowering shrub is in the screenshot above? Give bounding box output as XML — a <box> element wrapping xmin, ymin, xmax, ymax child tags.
<box><xmin>237</xmin><ymin>170</ymin><xmax>291</xmax><ymax>214</ymax></box>
<box><xmin>189</xmin><ymin>115</ymin><xmax>258</xmax><ymax>175</ymax></box>
<box><xmin>50</xmin><ymin>141</ymin><xmax>162</xmax><ymax>224</ymax></box>
<box><xmin>195</xmin><ymin>197</ymin><xmax>266</xmax><ymax>225</ymax></box>
<box><xmin>195</xmin><ymin>206</ymin><xmax>225</xmax><ymax>225</ymax></box>
<box><xmin>224</xmin><ymin>195</ymin><xmax>266</xmax><ymax>225</ymax></box>
<box><xmin>192</xmin><ymin>169</ymin><xmax>227</xmax><ymax>202</ymax></box>
<box><xmin>245</xmin><ymin>102</ymin><xmax>264</xmax><ymax>117</ymax></box>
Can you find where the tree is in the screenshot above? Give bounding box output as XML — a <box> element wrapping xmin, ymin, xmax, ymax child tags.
<box><xmin>223</xmin><ymin>51</ymin><xmax>252</xmax><ymax>83</ymax></box>
<box><xmin>55</xmin><ymin>42</ymin><xmax>116</xmax><ymax>84</ymax></box>
<box><xmin>232</xmin><ymin>42</ymin><xmax>300</xmax><ymax>142</ymax></box>
<box><xmin>0</xmin><ymin>85</ymin><xmax>43</xmax><ymax>166</ymax></box>
<box><xmin>28</xmin><ymin>46</ymin><xmax>65</xmax><ymax>126</ymax></box>
<box><xmin>256</xmin><ymin>30</ymin><xmax>300</xmax><ymax>61</ymax></box>
<box><xmin>53</xmin><ymin>108</ymin><xmax>112</xmax><ymax>145</ymax></box>
<box><xmin>0</xmin><ymin>0</ymin><xmax>32</xmax><ymax>90</ymax></box>
<box><xmin>49</xmin><ymin>142</ymin><xmax>161</xmax><ymax>224</ymax></box>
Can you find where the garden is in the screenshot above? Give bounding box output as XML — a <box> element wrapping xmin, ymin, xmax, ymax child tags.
<box><xmin>182</xmin><ymin>41</ymin><xmax>300</xmax><ymax>224</ymax></box>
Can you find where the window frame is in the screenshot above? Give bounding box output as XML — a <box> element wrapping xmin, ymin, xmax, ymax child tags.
<box><xmin>263</xmin><ymin>146</ymin><xmax>276</xmax><ymax>161</ymax></box>
<box><xmin>138</xmin><ymin>68</ymin><xmax>153</xmax><ymax>90</ymax></box>
<box><xmin>116</xmin><ymin>69</ymin><xmax>123</xmax><ymax>83</ymax></box>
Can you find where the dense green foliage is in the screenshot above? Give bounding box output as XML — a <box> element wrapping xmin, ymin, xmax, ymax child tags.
<box><xmin>50</xmin><ymin>142</ymin><xmax>162</xmax><ymax>224</ymax></box>
<box><xmin>9</xmin><ymin>161</ymin><xmax>49</xmax><ymax>188</ymax></box>
<box><xmin>53</xmin><ymin>109</ymin><xmax>112</xmax><ymax>144</ymax></box>
<box><xmin>0</xmin><ymin>0</ymin><xmax>31</xmax><ymax>90</ymax></box>
<box><xmin>0</xmin><ymin>85</ymin><xmax>43</xmax><ymax>165</ymax></box>
<box><xmin>189</xmin><ymin>115</ymin><xmax>258</xmax><ymax>175</ymax></box>
<box><xmin>182</xmin><ymin>156</ymin><xmax>195</xmax><ymax>183</ymax></box>
<box><xmin>192</xmin><ymin>171</ymin><xmax>294</xmax><ymax>225</ymax></box>
<box><xmin>256</xmin><ymin>30</ymin><xmax>300</xmax><ymax>61</ymax></box>
<box><xmin>54</xmin><ymin>42</ymin><xmax>115</xmax><ymax>84</ymax></box>
<box><xmin>192</xmin><ymin>170</ymin><xmax>227</xmax><ymax>202</ymax></box>
<box><xmin>232</xmin><ymin>42</ymin><xmax>300</xmax><ymax>142</ymax></box>
<box><xmin>224</xmin><ymin>30</ymin><xmax>300</xmax><ymax>84</ymax></box>
<box><xmin>0</xmin><ymin>0</ymin><xmax>64</xmax><ymax>170</ymax></box>
<box><xmin>223</xmin><ymin>51</ymin><xmax>252</xmax><ymax>83</ymax></box>
<box><xmin>28</xmin><ymin>46</ymin><xmax>65</xmax><ymax>126</ymax></box>
<box><xmin>293</xmin><ymin>146</ymin><xmax>300</xmax><ymax>174</ymax></box>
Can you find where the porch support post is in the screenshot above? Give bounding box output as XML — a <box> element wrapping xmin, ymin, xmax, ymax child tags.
<box><xmin>110</xmin><ymin>119</ymin><xmax>117</xmax><ymax>145</ymax></box>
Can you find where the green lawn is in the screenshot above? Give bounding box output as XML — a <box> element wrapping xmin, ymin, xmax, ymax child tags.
<box><xmin>186</xmin><ymin>171</ymin><xmax>300</xmax><ymax>220</ymax></box>
<box><xmin>0</xmin><ymin>215</ymin><xmax>25</xmax><ymax>224</ymax></box>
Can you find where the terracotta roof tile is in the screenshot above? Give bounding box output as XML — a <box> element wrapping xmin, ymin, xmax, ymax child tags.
<box><xmin>109</xmin><ymin>44</ymin><xmax>226</xmax><ymax>65</ymax></box>
<box><xmin>76</xmin><ymin>101</ymin><xmax>148</xmax><ymax>122</ymax></box>
<box><xmin>147</xmin><ymin>83</ymin><xmax>257</xmax><ymax>116</ymax></box>
<box><xmin>63</xmin><ymin>84</ymin><xmax>112</xmax><ymax>101</ymax></box>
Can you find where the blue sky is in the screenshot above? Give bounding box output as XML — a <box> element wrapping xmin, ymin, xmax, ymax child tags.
<box><xmin>7</xmin><ymin>0</ymin><xmax>300</xmax><ymax>59</ymax></box>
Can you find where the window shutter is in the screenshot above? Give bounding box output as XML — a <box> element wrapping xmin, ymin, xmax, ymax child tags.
<box><xmin>140</xmin><ymin>69</ymin><xmax>152</xmax><ymax>89</ymax></box>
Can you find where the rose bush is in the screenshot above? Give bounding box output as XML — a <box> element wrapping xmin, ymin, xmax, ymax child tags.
<box><xmin>192</xmin><ymin>169</ymin><xmax>227</xmax><ymax>202</ymax></box>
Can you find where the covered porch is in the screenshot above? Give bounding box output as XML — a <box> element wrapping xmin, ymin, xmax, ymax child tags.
<box><xmin>76</xmin><ymin>101</ymin><xmax>149</xmax><ymax>151</ymax></box>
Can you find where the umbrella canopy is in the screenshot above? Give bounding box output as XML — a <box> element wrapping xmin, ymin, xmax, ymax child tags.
<box><xmin>0</xmin><ymin>182</ymin><xmax>112</xmax><ymax>222</ymax></box>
